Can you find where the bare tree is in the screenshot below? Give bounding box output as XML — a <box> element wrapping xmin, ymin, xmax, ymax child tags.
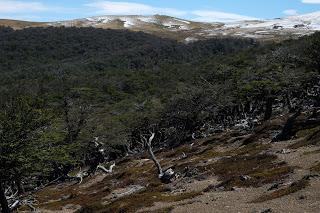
<box><xmin>67</xmin><ymin>138</ymin><xmax>116</xmax><ymax>184</ymax></box>
<box><xmin>141</xmin><ymin>132</ymin><xmax>175</xmax><ymax>183</ymax></box>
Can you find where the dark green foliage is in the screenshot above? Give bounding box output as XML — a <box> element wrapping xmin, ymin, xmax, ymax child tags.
<box><xmin>0</xmin><ymin>26</ymin><xmax>320</xmax><ymax>196</ymax></box>
<box><xmin>0</xmin><ymin>96</ymin><xmax>52</xmax><ymax>201</ymax></box>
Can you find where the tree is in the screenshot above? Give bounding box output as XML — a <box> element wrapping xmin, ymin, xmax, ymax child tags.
<box><xmin>0</xmin><ymin>96</ymin><xmax>51</xmax><ymax>211</ymax></box>
<box><xmin>161</xmin><ymin>86</ymin><xmax>217</xmax><ymax>146</ymax></box>
<box><xmin>0</xmin><ymin>181</ymin><xmax>10</xmax><ymax>213</ymax></box>
<box><xmin>305</xmin><ymin>32</ymin><xmax>320</xmax><ymax>73</ymax></box>
<box><xmin>140</xmin><ymin>132</ymin><xmax>175</xmax><ymax>183</ymax></box>
<box><xmin>46</xmin><ymin>91</ymin><xmax>91</xmax><ymax>180</ymax></box>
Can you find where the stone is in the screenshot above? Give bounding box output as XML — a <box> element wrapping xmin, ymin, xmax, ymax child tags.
<box><xmin>240</xmin><ymin>175</ymin><xmax>251</xmax><ymax>181</ymax></box>
<box><xmin>260</xmin><ymin>208</ymin><xmax>272</xmax><ymax>213</ymax></box>
<box><xmin>279</xmin><ymin>149</ymin><xmax>291</xmax><ymax>154</ymax></box>
<box><xmin>268</xmin><ymin>183</ymin><xmax>279</xmax><ymax>191</ymax></box>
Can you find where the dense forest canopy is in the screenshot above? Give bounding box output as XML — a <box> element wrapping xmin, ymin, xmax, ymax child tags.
<box><xmin>0</xmin><ymin>26</ymin><xmax>320</xmax><ymax>211</ymax></box>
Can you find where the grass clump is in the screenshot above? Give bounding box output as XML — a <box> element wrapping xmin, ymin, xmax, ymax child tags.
<box><xmin>163</xmin><ymin>145</ymin><xmax>199</xmax><ymax>158</ymax></box>
<box><xmin>310</xmin><ymin>162</ymin><xmax>320</xmax><ymax>173</ymax></box>
<box><xmin>290</xmin><ymin>126</ymin><xmax>320</xmax><ymax>149</ymax></box>
<box><xmin>100</xmin><ymin>191</ymin><xmax>202</xmax><ymax>213</ymax></box>
<box><xmin>140</xmin><ymin>206</ymin><xmax>174</xmax><ymax>213</ymax></box>
<box><xmin>194</xmin><ymin>148</ymin><xmax>224</xmax><ymax>161</ymax></box>
<box><xmin>230</xmin><ymin>143</ymin><xmax>271</xmax><ymax>156</ymax></box>
<box><xmin>303</xmin><ymin>149</ymin><xmax>320</xmax><ymax>155</ymax></box>
<box><xmin>250</xmin><ymin>165</ymin><xmax>294</xmax><ymax>184</ymax></box>
<box><xmin>201</xmin><ymin>153</ymin><xmax>293</xmax><ymax>191</ymax></box>
<box><xmin>296</xmin><ymin>126</ymin><xmax>320</xmax><ymax>138</ymax></box>
<box><xmin>252</xmin><ymin>178</ymin><xmax>310</xmax><ymax>203</ymax></box>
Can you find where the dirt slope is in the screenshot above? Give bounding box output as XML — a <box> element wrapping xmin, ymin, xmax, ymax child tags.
<box><xmin>17</xmin><ymin>113</ymin><xmax>320</xmax><ymax>213</ymax></box>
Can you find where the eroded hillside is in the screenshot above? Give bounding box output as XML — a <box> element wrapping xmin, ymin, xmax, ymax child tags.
<box><xmin>20</xmin><ymin>110</ymin><xmax>320</xmax><ymax>213</ymax></box>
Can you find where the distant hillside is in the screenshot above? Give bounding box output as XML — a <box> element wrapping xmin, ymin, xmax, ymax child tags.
<box><xmin>1</xmin><ymin>12</ymin><xmax>320</xmax><ymax>41</ymax></box>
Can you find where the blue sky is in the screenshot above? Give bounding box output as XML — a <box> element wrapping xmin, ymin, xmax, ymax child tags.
<box><xmin>1</xmin><ymin>0</ymin><xmax>320</xmax><ymax>22</ymax></box>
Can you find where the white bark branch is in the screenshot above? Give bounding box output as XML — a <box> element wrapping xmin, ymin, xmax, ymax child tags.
<box><xmin>142</xmin><ymin>132</ymin><xmax>175</xmax><ymax>183</ymax></box>
<box><xmin>97</xmin><ymin>162</ymin><xmax>116</xmax><ymax>173</ymax></box>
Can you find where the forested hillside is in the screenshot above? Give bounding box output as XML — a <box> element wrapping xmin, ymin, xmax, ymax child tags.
<box><xmin>0</xmin><ymin>26</ymin><xmax>256</xmax><ymax>153</ymax></box>
<box><xmin>0</xmin><ymin>26</ymin><xmax>319</xmax><ymax>212</ymax></box>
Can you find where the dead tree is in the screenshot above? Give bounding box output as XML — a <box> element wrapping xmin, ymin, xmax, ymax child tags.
<box><xmin>68</xmin><ymin>162</ymin><xmax>116</xmax><ymax>185</ymax></box>
<box><xmin>141</xmin><ymin>133</ymin><xmax>175</xmax><ymax>183</ymax></box>
<box><xmin>264</xmin><ymin>97</ymin><xmax>275</xmax><ymax>121</ymax></box>
<box><xmin>97</xmin><ymin>162</ymin><xmax>116</xmax><ymax>173</ymax></box>
<box><xmin>68</xmin><ymin>138</ymin><xmax>116</xmax><ymax>184</ymax></box>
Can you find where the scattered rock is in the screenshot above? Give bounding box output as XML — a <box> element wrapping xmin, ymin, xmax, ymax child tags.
<box><xmin>171</xmin><ymin>188</ymin><xmax>187</xmax><ymax>194</ymax></box>
<box><xmin>103</xmin><ymin>185</ymin><xmax>145</xmax><ymax>203</ymax></box>
<box><xmin>278</xmin><ymin>149</ymin><xmax>291</xmax><ymax>154</ymax></box>
<box><xmin>63</xmin><ymin>204</ymin><xmax>81</xmax><ymax>210</ymax></box>
<box><xmin>160</xmin><ymin>168</ymin><xmax>176</xmax><ymax>183</ymax></box>
<box><xmin>61</xmin><ymin>194</ymin><xmax>73</xmax><ymax>200</ymax></box>
<box><xmin>240</xmin><ymin>175</ymin><xmax>252</xmax><ymax>181</ymax></box>
<box><xmin>260</xmin><ymin>208</ymin><xmax>272</xmax><ymax>213</ymax></box>
<box><xmin>178</xmin><ymin>152</ymin><xmax>188</xmax><ymax>160</ymax></box>
<box><xmin>303</xmin><ymin>174</ymin><xmax>319</xmax><ymax>180</ymax></box>
<box><xmin>216</xmin><ymin>186</ymin><xmax>225</xmax><ymax>191</ymax></box>
<box><xmin>184</xmin><ymin>167</ymin><xmax>199</xmax><ymax>177</ymax></box>
<box><xmin>230</xmin><ymin>186</ymin><xmax>241</xmax><ymax>191</ymax></box>
<box><xmin>268</xmin><ymin>183</ymin><xmax>279</xmax><ymax>191</ymax></box>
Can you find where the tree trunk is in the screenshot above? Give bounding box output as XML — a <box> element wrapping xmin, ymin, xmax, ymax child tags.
<box><xmin>147</xmin><ymin>143</ymin><xmax>163</xmax><ymax>177</ymax></box>
<box><xmin>144</xmin><ymin>133</ymin><xmax>163</xmax><ymax>177</ymax></box>
<box><xmin>143</xmin><ymin>133</ymin><xmax>174</xmax><ymax>183</ymax></box>
<box><xmin>264</xmin><ymin>97</ymin><xmax>274</xmax><ymax>120</ymax></box>
<box><xmin>15</xmin><ymin>177</ymin><xmax>25</xmax><ymax>195</ymax></box>
<box><xmin>285</xmin><ymin>92</ymin><xmax>293</xmax><ymax>112</ymax></box>
<box><xmin>272</xmin><ymin>109</ymin><xmax>302</xmax><ymax>142</ymax></box>
<box><xmin>0</xmin><ymin>181</ymin><xmax>10</xmax><ymax>213</ymax></box>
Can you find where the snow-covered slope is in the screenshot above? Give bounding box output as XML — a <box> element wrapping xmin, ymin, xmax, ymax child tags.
<box><xmin>1</xmin><ymin>12</ymin><xmax>320</xmax><ymax>42</ymax></box>
<box><xmin>228</xmin><ymin>11</ymin><xmax>320</xmax><ymax>30</ymax></box>
<box><xmin>47</xmin><ymin>15</ymin><xmax>209</xmax><ymax>31</ymax></box>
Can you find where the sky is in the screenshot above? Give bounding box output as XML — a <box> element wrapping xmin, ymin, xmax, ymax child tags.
<box><xmin>1</xmin><ymin>0</ymin><xmax>320</xmax><ymax>22</ymax></box>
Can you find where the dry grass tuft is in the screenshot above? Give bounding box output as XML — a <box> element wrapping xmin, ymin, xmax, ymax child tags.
<box><xmin>252</xmin><ymin>178</ymin><xmax>310</xmax><ymax>203</ymax></box>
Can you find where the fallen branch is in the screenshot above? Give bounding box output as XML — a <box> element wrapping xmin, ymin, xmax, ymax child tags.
<box><xmin>97</xmin><ymin>162</ymin><xmax>116</xmax><ymax>173</ymax></box>
<box><xmin>9</xmin><ymin>200</ymin><xmax>19</xmax><ymax>211</ymax></box>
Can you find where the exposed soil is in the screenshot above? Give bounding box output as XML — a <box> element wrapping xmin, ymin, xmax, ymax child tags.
<box><xmin>18</xmin><ymin>116</ymin><xmax>320</xmax><ymax>213</ymax></box>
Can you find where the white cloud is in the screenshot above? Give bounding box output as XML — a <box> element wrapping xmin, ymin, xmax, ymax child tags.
<box><xmin>85</xmin><ymin>1</ymin><xmax>187</xmax><ymax>16</ymax></box>
<box><xmin>283</xmin><ymin>9</ymin><xmax>298</xmax><ymax>16</ymax></box>
<box><xmin>192</xmin><ymin>10</ymin><xmax>257</xmax><ymax>22</ymax></box>
<box><xmin>85</xmin><ymin>1</ymin><xmax>258</xmax><ymax>22</ymax></box>
<box><xmin>302</xmin><ymin>0</ymin><xmax>320</xmax><ymax>3</ymax></box>
<box><xmin>0</xmin><ymin>1</ymin><xmax>48</xmax><ymax>13</ymax></box>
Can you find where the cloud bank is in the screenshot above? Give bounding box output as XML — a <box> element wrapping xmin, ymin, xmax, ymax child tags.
<box><xmin>283</xmin><ymin>9</ymin><xmax>298</xmax><ymax>16</ymax></box>
<box><xmin>85</xmin><ymin>1</ymin><xmax>258</xmax><ymax>22</ymax></box>
<box><xmin>192</xmin><ymin>10</ymin><xmax>257</xmax><ymax>22</ymax></box>
<box><xmin>0</xmin><ymin>0</ymin><xmax>47</xmax><ymax>13</ymax></box>
<box><xmin>302</xmin><ymin>0</ymin><xmax>320</xmax><ymax>3</ymax></box>
<box><xmin>4</xmin><ymin>0</ymin><xmax>308</xmax><ymax>23</ymax></box>
<box><xmin>85</xmin><ymin>1</ymin><xmax>187</xmax><ymax>16</ymax></box>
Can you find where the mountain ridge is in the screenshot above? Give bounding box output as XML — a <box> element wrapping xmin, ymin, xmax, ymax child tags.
<box><xmin>1</xmin><ymin>12</ymin><xmax>320</xmax><ymax>41</ymax></box>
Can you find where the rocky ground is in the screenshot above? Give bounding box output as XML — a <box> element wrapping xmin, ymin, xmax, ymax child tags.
<box><xmin>17</xmin><ymin>112</ymin><xmax>320</xmax><ymax>213</ymax></box>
